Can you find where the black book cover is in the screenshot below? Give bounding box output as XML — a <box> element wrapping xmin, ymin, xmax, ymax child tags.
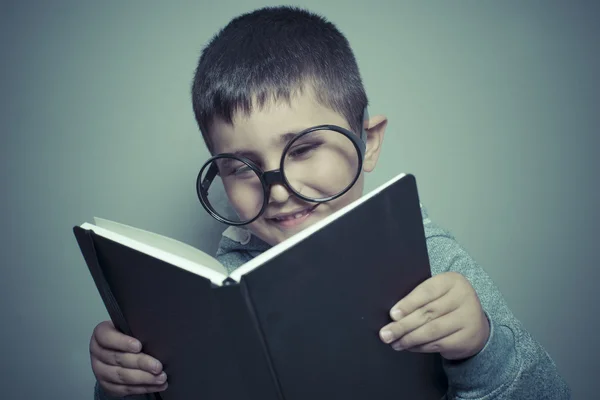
<box><xmin>74</xmin><ymin>229</ymin><xmax>279</xmax><ymax>399</ymax></box>
<box><xmin>74</xmin><ymin>174</ymin><xmax>448</xmax><ymax>399</ymax></box>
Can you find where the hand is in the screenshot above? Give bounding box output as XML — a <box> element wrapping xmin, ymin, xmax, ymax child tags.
<box><xmin>379</xmin><ymin>271</ymin><xmax>490</xmax><ymax>361</ymax></box>
<box><xmin>90</xmin><ymin>321</ymin><xmax>168</xmax><ymax>397</ymax></box>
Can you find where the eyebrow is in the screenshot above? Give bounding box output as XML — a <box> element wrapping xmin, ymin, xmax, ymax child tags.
<box><xmin>277</xmin><ymin>131</ymin><xmax>302</xmax><ymax>146</ymax></box>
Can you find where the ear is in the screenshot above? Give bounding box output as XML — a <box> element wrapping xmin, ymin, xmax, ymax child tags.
<box><xmin>362</xmin><ymin>114</ymin><xmax>387</xmax><ymax>172</ymax></box>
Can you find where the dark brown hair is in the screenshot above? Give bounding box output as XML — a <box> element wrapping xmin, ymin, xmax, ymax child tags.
<box><xmin>191</xmin><ymin>6</ymin><xmax>368</xmax><ymax>152</ymax></box>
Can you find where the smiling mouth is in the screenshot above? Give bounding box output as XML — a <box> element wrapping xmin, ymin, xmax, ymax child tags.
<box><xmin>268</xmin><ymin>204</ymin><xmax>319</xmax><ymax>227</ymax></box>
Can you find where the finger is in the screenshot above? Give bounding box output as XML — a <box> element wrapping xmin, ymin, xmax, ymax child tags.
<box><xmin>405</xmin><ymin>328</ymin><xmax>477</xmax><ymax>360</ymax></box>
<box><xmin>101</xmin><ymin>381</ymin><xmax>168</xmax><ymax>397</ymax></box>
<box><xmin>389</xmin><ymin>274</ymin><xmax>453</xmax><ymax>321</ymax></box>
<box><xmin>380</xmin><ymin>293</ymin><xmax>459</xmax><ymax>344</ymax></box>
<box><xmin>404</xmin><ymin>329</ymin><xmax>465</xmax><ymax>355</ymax></box>
<box><xmin>93</xmin><ymin>358</ymin><xmax>168</xmax><ymax>386</ymax></box>
<box><xmin>93</xmin><ymin>321</ymin><xmax>142</xmax><ymax>353</ymax></box>
<box><xmin>406</xmin><ymin>312</ymin><xmax>489</xmax><ymax>360</ymax></box>
<box><xmin>91</xmin><ymin>336</ymin><xmax>163</xmax><ymax>374</ymax></box>
<box><xmin>390</xmin><ymin>309</ymin><xmax>463</xmax><ymax>351</ymax></box>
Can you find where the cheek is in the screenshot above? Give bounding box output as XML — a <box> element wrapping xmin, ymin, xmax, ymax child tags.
<box><xmin>311</xmin><ymin>169</ymin><xmax>358</xmax><ymax>199</ymax></box>
<box><xmin>288</xmin><ymin>158</ymin><xmax>358</xmax><ymax>197</ymax></box>
<box><xmin>224</xmin><ymin>182</ymin><xmax>264</xmax><ymax>219</ymax></box>
<box><xmin>325</xmin><ymin>174</ymin><xmax>364</xmax><ymax>210</ymax></box>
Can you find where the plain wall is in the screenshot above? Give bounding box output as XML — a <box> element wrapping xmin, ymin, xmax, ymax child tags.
<box><xmin>1</xmin><ymin>1</ymin><xmax>598</xmax><ymax>398</ymax></box>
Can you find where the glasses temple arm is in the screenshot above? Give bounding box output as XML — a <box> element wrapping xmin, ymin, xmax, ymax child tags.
<box><xmin>201</xmin><ymin>163</ymin><xmax>219</xmax><ymax>195</ymax></box>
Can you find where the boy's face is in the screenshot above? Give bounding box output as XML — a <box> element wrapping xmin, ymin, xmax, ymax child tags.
<box><xmin>209</xmin><ymin>90</ymin><xmax>386</xmax><ymax>246</ymax></box>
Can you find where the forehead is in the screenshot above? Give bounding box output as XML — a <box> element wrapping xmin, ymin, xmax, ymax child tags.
<box><xmin>209</xmin><ymin>92</ymin><xmax>350</xmax><ymax>155</ymax></box>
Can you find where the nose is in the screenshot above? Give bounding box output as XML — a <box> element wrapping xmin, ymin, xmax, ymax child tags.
<box><xmin>268</xmin><ymin>182</ymin><xmax>291</xmax><ymax>204</ymax></box>
<box><xmin>263</xmin><ymin>169</ymin><xmax>291</xmax><ymax>205</ymax></box>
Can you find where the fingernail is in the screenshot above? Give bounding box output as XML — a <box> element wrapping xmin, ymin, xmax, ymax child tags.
<box><xmin>129</xmin><ymin>340</ymin><xmax>141</xmax><ymax>352</ymax></box>
<box><xmin>152</xmin><ymin>361</ymin><xmax>162</xmax><ymax>373</ymax></box>
<box><xmin>380</xmin><ymin>330</ymin><xmax>393</xmax><ymax>343</ymax></box>
<box><xmin>156</xmin><ymin>372</ymin><xmax>167</xmax><ymax>383</ymax></box>
<box><xmin>393</xmin><ymin>342</ymin><xmax>404</xmax><ymax>351</ymax></box>
<box><xmin>391</xmin><ymin>309</ymin><xmax>403</xmax><ymax>320</ymax></box>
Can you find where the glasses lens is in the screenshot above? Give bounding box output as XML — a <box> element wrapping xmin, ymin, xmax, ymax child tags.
<box><xmin>198</xmin><ymin>157</ymin><xmax>265</xmax><ymax>224</ymax></box>
<box><xmin>282</xmin><ymin>129</ymin><xmax>361</xmax><ymax>201</ymax></box>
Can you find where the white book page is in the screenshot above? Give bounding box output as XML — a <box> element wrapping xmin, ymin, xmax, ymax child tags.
<box><xmin>82</xmin><ymin>218</ymin><xmax>228</xmax><ymax>285</ymax></box>
<box><xmin>229</xmin><ymin>172</ymin><xmax>407</xmax><ymax>282</ymax></box>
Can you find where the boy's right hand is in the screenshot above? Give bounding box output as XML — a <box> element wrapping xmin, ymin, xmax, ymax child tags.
<box><xmin>90</xmin><ymin>321</ymin><xmax>168</xmax><ymax>397</ymax></box>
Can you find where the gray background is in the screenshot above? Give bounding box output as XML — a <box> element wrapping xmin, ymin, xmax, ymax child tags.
<box><xmin>1</xmin><ymin>1</ymin><xmax>598</xmax><ymax>398</ymax></box>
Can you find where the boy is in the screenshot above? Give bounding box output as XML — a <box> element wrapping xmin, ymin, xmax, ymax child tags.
<box><xmin>89</xmin><ymin>6</ymin><xmax>570</xmax><ymax>399</ymax></box>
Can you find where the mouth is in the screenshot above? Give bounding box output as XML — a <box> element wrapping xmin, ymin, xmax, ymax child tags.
<box><xmin>268</xmin><ymin>204</ymin><xmax>319</xmax><ymax>228</ymax></box>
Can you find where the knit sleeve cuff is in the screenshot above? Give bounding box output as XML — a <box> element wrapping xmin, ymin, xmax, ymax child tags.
<box><xmin>442</xmin><ymin>311</ymin><xmax>520</xmax><ymax>395</ymax></box>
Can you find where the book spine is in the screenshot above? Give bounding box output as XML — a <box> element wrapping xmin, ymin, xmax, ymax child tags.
<box><xmin>240</xmin><ymin>279</ymin><xmax>287</xmax><ymax>400</ymax></box>
<box><xmin>222</xmin><ymin>277</ymin><xmax>237</xmax><ymax>286</ymax></box>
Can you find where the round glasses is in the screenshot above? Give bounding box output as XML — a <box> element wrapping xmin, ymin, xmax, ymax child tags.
<box><xmin>196</xmin><ymin>124</ymin><xmax>366</xmax><ymax>226</ymax></box>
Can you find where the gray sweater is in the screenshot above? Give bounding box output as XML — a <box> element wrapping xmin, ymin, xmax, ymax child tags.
<box><xmin>95</xmin><ymin>205</ymin><xmax>570</xmax><ymax>399</ymax></box>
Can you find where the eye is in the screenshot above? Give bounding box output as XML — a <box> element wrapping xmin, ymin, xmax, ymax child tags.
<box><xmin>219</xmin><ymin>161</ymin><xmax>247</xmax><ymax>177</ymax></box>
<box><xmin>233</xmin><ymin>165</ymin><xmax>253</xmax><ymax>176</ymax></box>
<box><xmin>287</xmin><ymin>142</ymin><xmax>321</xmax><ymax>158</ymax></box>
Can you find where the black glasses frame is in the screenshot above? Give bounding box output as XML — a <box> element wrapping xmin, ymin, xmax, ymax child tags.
<box><xmin>196</xmin><ymin>124</ymin><xmax>367</xmax><ymax>226</ymax></box>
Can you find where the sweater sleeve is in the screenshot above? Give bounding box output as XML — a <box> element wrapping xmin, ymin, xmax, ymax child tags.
<box><xmin>421</xmin><ymin>207</ymin><xmax>570</xmax><ymax>399</ymax></box>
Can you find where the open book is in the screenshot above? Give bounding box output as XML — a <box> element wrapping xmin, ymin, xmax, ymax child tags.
<box><xmin>73</xmin><ymin>173</ymin><xmax>448</xmax><ymax>400</ymax></box>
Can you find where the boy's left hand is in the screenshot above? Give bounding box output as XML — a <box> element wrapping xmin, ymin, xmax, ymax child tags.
<box><xmin>379</xmin><ymin>271</ymin><xmax>490</xmax><ymax>361</ymax></box>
